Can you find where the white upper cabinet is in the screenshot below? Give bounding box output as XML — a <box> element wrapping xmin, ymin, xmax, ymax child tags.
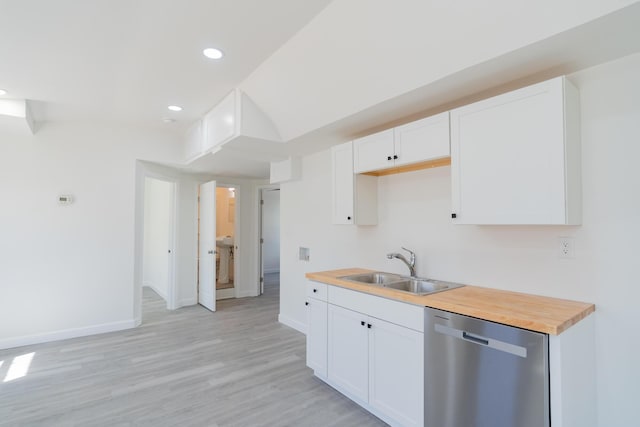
<box><xmin>353</xmin><ymin>112</ymin><xmax>450</xmax><ymax>173</ymax></box>
<box><xmin>202</xmin><ymin>91</ymin><xmax>236</xmax><ymax>153</ymax></box>
<box><xmin>450</xmin><ymin>76</ymin><xmax>581</xmax><ymax>225</ymax></box>
<box><xmin>331</xmin><ymin>141</ymin><xmax>377</xmax><ymax>225</ymax></box>
<box><xmin>184</xmin><ymin>119</ymin><xmax>204</xmax><ymax>163</ymax></box>
<box><xmin>184</xmin><ymin>89</ymin><xmax>282</xmax><ymax>164</ymax></box>
<box><xmin>394</xmin><ymin>112</ymin><xmax>450</xmax><ymax>167</ymax></box>
<box><xmin>353</xmin><ymin>129</ymin><xmax>395</xmax><ymax>173</ymax></box>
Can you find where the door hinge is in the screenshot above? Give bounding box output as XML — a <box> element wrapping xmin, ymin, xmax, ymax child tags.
<box><xmin>260</xmin><ymin>199</ymin><xmax>264</xmax><ymax>205</ymax></box>
<box><xmin>260</xmin><ymin>238</ymin><xmax>264</xmax><ymax>244</ymax></box>
<box><xmin>260</xmin><ymin>277</ymin><xmax>264</xmax><ymax>282</ymax></box>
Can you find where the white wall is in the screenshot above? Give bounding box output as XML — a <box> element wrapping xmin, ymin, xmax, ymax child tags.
<box><xmin>280</xmin><ymin>53</ymin><xmax>640</xmax><ymax>426</ymax></box>
<box><xmin>262</xmin><ymin>189</ymin><xmax>280</xmax><ymax>273</ymax></box>
<box><xmin>241</xmin><ymin>0</ymin><xmax>638</xmax><ymax>141</ymax></box>
<box><xmin>142</xmin><ymin>177</ymin><xmax>173</xmax><ymax>301</ymax></box>
<box><xmin>134</xmin><ymin>164</ymin><xmax>266</xmax><ymax>309</ymax></box>
<box><xmin>0</xmin><ymin>122</ymin><xmax>181</xmax><ymax>349</ymax></box>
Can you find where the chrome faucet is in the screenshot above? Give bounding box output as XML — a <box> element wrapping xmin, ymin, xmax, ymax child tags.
<box><xmin>387</xmin><ymin>247</ymin><xmax>416</xmax><ymax>277</ymax></box>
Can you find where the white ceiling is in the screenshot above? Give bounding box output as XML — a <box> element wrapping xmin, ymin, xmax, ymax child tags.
<box><xmin>0</xmin><ymin>0</ymin><xmax>332</xmax><ymax>131</ymax></box>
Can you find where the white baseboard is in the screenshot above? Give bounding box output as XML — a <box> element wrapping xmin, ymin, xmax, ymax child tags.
<box><xmin>0</xmin><ymin>319</ymin><xmax>137</xmax><ymax>350</ymax></box>
<box><xmin>278</xmin><ymin>313</ymin><xmax>307</xmax><ymax>334</ymax></box>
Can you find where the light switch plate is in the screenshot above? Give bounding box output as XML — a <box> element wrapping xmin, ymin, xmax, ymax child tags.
<box><xmin>299</xmin><ymin>247</ymin><xmax>310</xmax><ymax>261</ymax></box>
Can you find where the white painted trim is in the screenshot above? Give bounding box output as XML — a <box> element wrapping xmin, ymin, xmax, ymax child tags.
<box><xmin>0</xmin><ymin>319</ymin><xmax>137</xmax><ymax>350</ymax></box>
<box><xmin>279</xmin><ymin>313</ymin><xmax>307</xmax><ymax>334</ymax></box>
<box><xmin>256</xmin><ymin>183</ymin><xmax>280</xmax><ymax>296</ymax></box>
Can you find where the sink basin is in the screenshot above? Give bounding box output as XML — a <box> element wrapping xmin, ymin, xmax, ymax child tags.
<box><xmin>340</xmin><ymin>272</ymin><xmax>464</xmax><ymax>296</ymax></box>
<box><xmin>384</xmin><ymin>279</ymin><xmax>455</xmax><ymax>295</ymax></box>
<box><xmin>340</xmin><ymin>272</ymin><xmax>404</xmax><ymax>285</ymax></box>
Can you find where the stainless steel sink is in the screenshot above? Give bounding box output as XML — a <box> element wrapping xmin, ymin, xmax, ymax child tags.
<box><xmin>340</xmin><ymin>272</ymin><xmax>404</xmax><ymax>285</ymax></box>
<box><xmin>340</xmin><ymin>272</ymin><xmax>464</xmax><ymax>296</ymax></box>
<box><xmin>384</xmin><ymin>279</ymin><xmax>454</xmax><ymax>295</ymax></box>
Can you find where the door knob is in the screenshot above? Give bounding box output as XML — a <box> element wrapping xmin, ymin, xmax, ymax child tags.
<box><xmin>208</xmin><ymin>250</ymin><xmax>214</xmax><ymax>254</ymax></box>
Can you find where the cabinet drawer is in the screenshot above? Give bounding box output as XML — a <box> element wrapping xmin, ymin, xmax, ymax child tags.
<box><xmin>328</xmin><ymin>285</ymin><xmax>424</xmax><ymax>332</ymax></box>
<box><xmin>307</xmin><ymin>281</ymin><xmax>328</xmax><ymax>301</ymax></box>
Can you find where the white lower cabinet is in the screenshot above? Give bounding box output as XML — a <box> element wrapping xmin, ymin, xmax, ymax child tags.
<box><xmin>368</xmin><ymin>317</ymin><xmax>424</xmax><ymax>427</ymax></box>
<box><xmin>306</xmin><ymin>297</ymin><xmax>328</xmax><ymax>378</ymax></box>
<box><xmin>315</xmin><ymin>288</ymin><xmax>424</xmax><ymax>427</ymax></box>
<box><xmin>327</xmin><ymin>304</ymin><xmax>369</xmax><ymax>401</ymax></box>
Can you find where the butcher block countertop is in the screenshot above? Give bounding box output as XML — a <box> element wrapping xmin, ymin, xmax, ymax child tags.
<box><xmin>305</xmin><ymin>268</ymin><xmax>595</xmax><ymax>335</ymax></box>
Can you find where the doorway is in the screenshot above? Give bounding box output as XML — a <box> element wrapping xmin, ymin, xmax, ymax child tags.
<box><xmin>141</xmin><ymin>177</ymin><xmax>176</xmax><ymax>310</ymax></box>
<box><xmin>197</xmin><ymin>181</ymin><xmax>240</xmax><ymax>312</ymax></box>
<box><xmin>214</xmin><ymin>186</ymin><xmax>237</xmax><ymax>299</ymax></box>
<box><xmin>259</xmin><ymin>187</ymin><xmax>280</xmax><ymax>295</ymax></box>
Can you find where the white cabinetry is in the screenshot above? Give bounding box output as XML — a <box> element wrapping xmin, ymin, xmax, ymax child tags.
<box><xmin>353</xmin><ymin>112</ymin><xmax>450</xmax><ymax>173</ymax></box>
<box><xmin>368</xmin><ymin>318</ymin><xmax>423</xmax><ymax>427</ymax></box>
<box><xmin>184</xmin><ymin>119</ymin><xmax>204</xmax><ymax>162</ymax></box>
<box><xmin>327</xmin><ymin>304</ymin><xmax>369</xmax><ymax>400</ymax></box>
<box><xmin>331</xmin><ymin>141</ymin><xmax>377</xmax><ymax>225</ymax></box>
<box><xmin>314</xmin><ymin>284</ymin><xmax>424</xmax><ymax>427</ymax></box>
<box><xmin>306</xmin><ymin>282</ymin><xmax>328</xmax><ymax>378</ymax></box>
<box><xmin>450</xmin><ymin>76</ymin><xmax>581</xmax><ymax>225</ymax></box>
<box><xmin>202</xmin><ymin>91</ymin><xmax>236</xmax><ymax>153</ymax></box>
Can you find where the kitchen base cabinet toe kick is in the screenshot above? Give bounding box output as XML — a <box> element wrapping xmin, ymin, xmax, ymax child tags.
<box><xmin>305</xmin><ymin>275</ymin><xmax>596</xmax><ymax>427</ymax></box>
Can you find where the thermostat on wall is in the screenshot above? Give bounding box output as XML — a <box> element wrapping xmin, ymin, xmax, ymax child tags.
<box><xmin>58</xmin><ymin>195</ymin><xmax>73</xmax><ymax>205</ymax></box>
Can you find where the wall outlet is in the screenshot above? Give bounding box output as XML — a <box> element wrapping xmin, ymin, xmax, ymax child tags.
<box><xmin>558</xmin><ymin>237</ymin><xmax>574</xmax><ymax>259</ymax></box>
<box><xmin>299</xmin><ymin>247</ymin><xmax>310</xmax><ymax>261</ymax></box>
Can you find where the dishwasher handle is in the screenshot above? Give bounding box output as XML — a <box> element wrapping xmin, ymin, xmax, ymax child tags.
<box><xmin>434</xmin><ymin>323</ymin><xmax>528</xmax><ymax>358</ymax></box>
<box><xmin>462</xmin><ymin>331</ymin><xmax>489</xmax><ymax>346</ymax></box>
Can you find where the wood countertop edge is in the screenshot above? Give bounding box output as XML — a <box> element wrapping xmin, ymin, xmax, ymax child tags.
<box><xmin>305</xmin><ymin>269</ymin><xmax>595</xmax><ymax>336</ymax></box>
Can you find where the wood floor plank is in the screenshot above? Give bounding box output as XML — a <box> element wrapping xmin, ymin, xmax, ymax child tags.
<box><xmin>0</xmin><ymin>276</ymin><xmax>388</xmax><ymax>426</ymax></box>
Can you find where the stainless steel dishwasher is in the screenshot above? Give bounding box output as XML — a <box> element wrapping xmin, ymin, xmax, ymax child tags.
<box><xmin>424</xmin><ymin>307</ymin><xmax>549</xmax><ymax>427</ymax></box>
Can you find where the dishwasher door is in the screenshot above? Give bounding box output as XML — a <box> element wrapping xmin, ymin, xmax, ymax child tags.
<box><xmin>424</xmin><ymin>307</ymin><xmax>549</xmax><ymax>427</ymax></box>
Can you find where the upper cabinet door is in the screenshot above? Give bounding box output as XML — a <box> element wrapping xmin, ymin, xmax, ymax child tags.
<box><xmin>331</xmin><ymin>141</ymin><xmax>355</xmax><ymax>225</ymax></box>
<box><xmin>184</xmin><ymin>119</ymin><xmax>204</xmax><ymax>162</ymax></box>
<box><xmin>353</xmin><ymin>129</ymin><xmax>394</xmax><ymax>173</ymax></box>
<box><xmin>450</xmin><ymin>76</ymin><xmax>581</xmax><ymax>225</ymax></box>
<box><xmin>202</xmin><ymin>91</ymin><xmax>237</xmax><ymax>152</ymax></box>
<box><xmin>393</xmin><ymin>112</ymin><xmax>450</xmax><ymax>168</ymax></box>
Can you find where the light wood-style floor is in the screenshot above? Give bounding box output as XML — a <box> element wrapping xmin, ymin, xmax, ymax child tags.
<box><xmin>0</xmin><ymin>276</ymin><xmax>387</xmax><ymax>427</ymax></box>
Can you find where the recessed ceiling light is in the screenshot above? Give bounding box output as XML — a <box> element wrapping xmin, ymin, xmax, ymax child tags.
<box><xmin>162</xmin><ymin>118</ymin><xmax>176</xmax><ymax>123</ymax></box>
<box><xmin>0</xmin><ymin>89</ymin><xmax>7</xmax><ymax>96</ymax></box>
<box><xmin>203</xmin><ymin>48</ymin><xmax>224</xmax><ymax>60</ymax></box>
<box><xmin>168</xmin><ymin>105</ymin><xmax>182</xmax><ymax>112</ymax></box>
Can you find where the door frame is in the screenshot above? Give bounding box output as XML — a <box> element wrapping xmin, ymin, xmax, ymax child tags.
<box><xmin>256</xmin><ymin>184</ymin><xmax>280</xmax><ymax>295</ymax></box>
<box><xmin>197</xmin><ymin>181</ymin><xmax>243</xmax><ymax>301</ymax></box>
<box><xmin>134</xmin><ymin>165</ymin><xmax>179</xmax><ymax>320</ymax></box>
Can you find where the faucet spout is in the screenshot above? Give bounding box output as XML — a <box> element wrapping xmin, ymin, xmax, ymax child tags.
<box><xmin>386</xmin><ymin>247</ymin><xmax>417</xmax><ymax>277</ymax></box>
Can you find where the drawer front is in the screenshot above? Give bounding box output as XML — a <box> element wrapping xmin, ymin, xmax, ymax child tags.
<box><xmin>307</xmin><ymin>281</ymin><xmax>328</xmax><ymax>301</ymax></box>
<box><xmin>328</xmin><ymin>285</ymin><xmax>424</xmax><ymax>332</ymax></box>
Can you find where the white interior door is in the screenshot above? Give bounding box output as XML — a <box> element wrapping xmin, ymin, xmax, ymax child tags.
<box><xmin>199</xmin><ymin>180</ymin><xmax>216</xmax><ymax>311</ymax></box>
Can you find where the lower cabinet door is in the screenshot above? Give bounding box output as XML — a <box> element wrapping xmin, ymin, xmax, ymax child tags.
<box><xmin>368</xmin><ymin>318</ymin><xmax>424</xmax><ymax>427</ymax></box>
<box><xmin>306</xmin><ymin>298</ymin><xmax>328</xmax><ymax>378</ymax></box>
<box><xmin>327</xmin><ymin>304</ymin><xmax>369</xmax><ymax>402</ymax></box>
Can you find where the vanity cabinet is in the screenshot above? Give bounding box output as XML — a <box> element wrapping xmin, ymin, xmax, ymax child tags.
<box><xmin>309</xmin><ymin>283</ymin><xmax>424</xmax><ymax>427</ymax></box>
<box><xmin>353</xmin><ymin>112</ymin><xmax>450</xmax><ymax>174</ymax></box>
<box><xmin>331</xmin><ymin>141</ymin><xmax>377</xmax><ymax>225</ymax></box>
<box><xmin>450</xmin><ymin>76</ymin><xmax>581</xmax><ymax>225</ymax></box>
